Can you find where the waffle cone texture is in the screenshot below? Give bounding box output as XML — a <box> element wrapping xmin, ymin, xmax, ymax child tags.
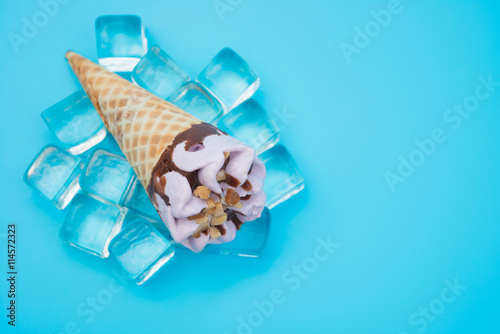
<box><xmin>65</xmin><ymin>51</ymin><xmax>201</xmax><ymax>188</ymax></box>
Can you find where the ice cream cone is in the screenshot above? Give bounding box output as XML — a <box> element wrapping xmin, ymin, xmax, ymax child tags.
<box><xmin>65</xmin><ymin>50</ymin><xmax>266</xmax><ymax>253</ymax></box>
<box><xmin>65</xmin><ymin>51</ymin><xmax>201</xmax><ymax>189</ymax></box>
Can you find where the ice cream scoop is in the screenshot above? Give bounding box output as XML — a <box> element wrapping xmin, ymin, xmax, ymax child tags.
<box><xmin>65</xmin><ymin>51</ymin><xmax>266</xmax><ymax>252</ymax></box>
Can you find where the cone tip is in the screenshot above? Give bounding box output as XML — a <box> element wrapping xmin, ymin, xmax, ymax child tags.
<box><xmin>65</xmin><ymin>50</ymin><xmax>76</xmax><ymax>60</ymax></box>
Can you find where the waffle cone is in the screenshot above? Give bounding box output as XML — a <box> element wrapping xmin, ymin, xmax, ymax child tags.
<box><xmin>65</xmin><ymin>51</ymin><xmax>201</xmax><ymax>188</ymax></box>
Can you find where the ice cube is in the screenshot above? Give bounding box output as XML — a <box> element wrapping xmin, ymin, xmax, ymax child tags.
<box><xmin>41</xmin><ymin>90</ymin><xmax>106</xmax><ymax>155</ymax></box>
<box><xmin>80</xmin><ymin>149</ymin><xmax>136</xmax><ymax>205</ymax></box>
<box><xmin>122</xmin><ymin>208</ymin><xmax>172</xmax><ymax>241</ymax></box>
<box><xmin>168</xmin><ymin>81</ymin><xmax>223</xmax><ymax>123</ymax></box>
<box><xmin>59</xmin><ymin>194</ymin><xmax>125</xmax><ymax>258</ymax></box>
<box><xmin>258</xmin><ymin>144</ymin><xmax>305</xmax><ymax>209</ymax></box>
<box><xmin>95</xmin><ymin>15</ymin><xmax>148</xmax><ymax>72</ymax></box>
<box><xmin>109</xmin><ymin>218</ymin><xmax>175</xmax><ymax>285</ymax></box>
<box><xmin>216</xmin><ymin>99</ymin><xmax>279</xmax><ymax>154</ymax></box>
<box><xmin>24</xmin><ymin>146</ymin><xmax>83</xmax><ymax>209</ymax></box>
<box><xmin>197</xmin><ymin>48</ymin><xmax>259</xmax><ymax>111</ymax></box>
<box><xmin>205</xmin><ymin>208</ymin><xmax>270</xmax><ymax>257</ymax></box>
<box><xmin>122</xmin><ymin>177</ymin><xmax>159</xmax><ymax>220</ymax></box>
<box><xmin>132</xmin><ymin>46</ymin><xmax>189</xmax><ymax>99</ymax></box>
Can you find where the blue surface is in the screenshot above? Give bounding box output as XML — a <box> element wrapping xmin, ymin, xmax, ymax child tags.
<box><xmin>1</xmin><ymin>0</ymin><xmax>500</xmax><ymax>333</ymax></box>
<box><xmin>205</xmin><ymin>208</ymin><xmax>271</xmax><ymax>257</ymax></box>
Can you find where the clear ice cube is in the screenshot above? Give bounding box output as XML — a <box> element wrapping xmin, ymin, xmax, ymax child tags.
<box><xmin>24</xmin><ymin>146</ymin><xmax>83</xmax><ymax>209</ymax></box>
<box><xmin>95</xmin><ymin>15</ymin><xmax>148</xmax><ymax>72</ymax></box>
<box><xmin>258</xmin><ymin>144</ymin><xmax>305</xmax><ymax>209</ymax></box>
<box><xmin>197</xmin><ymin>48</ymin><xmax>260</xmax><ymax>111</ymax></box>
<box><xmin>216</xmin><ymin>99</ymin><xmax>279</xmax><ymax>154</ymax></box>
<box><xmin>59</xmin><ymin>194</ymin><xmax>125</xmax><ymax>258</ymax></box>
<box><xmin>41</xmin><ymin>90</ymin><xmax>106</xmax><ymax>155</ymax></box>
<box><xmin>168</xmin><ymin>81</ymin><xmax>223</xmax><ymax>123</ymax></box>
<box><xmin>122</xmin><ymin>177</ymin><xmax>159</xmax><ymax>220</ymax></box>
<box><xmin>109</xmin><ymin>218</ymin><xmax>175</xmax><ymax>285</ymax></box>
<box><xmin>205</xmin><ymin>208</ymin><xmax>270</xmax><ymax>257</ymax></box>
<box><xmin>132</xmin><ymin>46</ymin><xmax>189</xmax><ymax>99</ymax></box>
<box><xmin>80</xmin><ymin>149</ymin><xmax>136</xmax><ymax>205</ymax></box>
<box><xmin>122</xmin><ymin>209</ymin><xmax>172</xmax><ymax>241</ymax></box>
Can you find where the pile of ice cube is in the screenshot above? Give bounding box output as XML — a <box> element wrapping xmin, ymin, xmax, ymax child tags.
<box><xmin>24</xmin><ymin>15</ymin><xmax>304</xmax><ymax>285</ymax></box>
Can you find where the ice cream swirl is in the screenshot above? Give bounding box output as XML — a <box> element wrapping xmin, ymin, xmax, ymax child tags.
<box><xmin>147</xmin><ymin>123</ymin><xmax>266</xmax><ymax>252</ymax></box>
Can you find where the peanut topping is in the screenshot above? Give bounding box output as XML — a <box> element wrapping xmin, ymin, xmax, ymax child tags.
<box><xmin>214</xmin><ymin>202</ymin><xmax>224</xmax><ymax>217</ymax></box>
<box><xmin>207</xmin><ymin>198</ymin><xmax>215</xmax><ymax>209</ymax></box>
<box><xmin>190</xmin><ymin>197</ymin><xmax>226</xmax><ymax>239</ymax></box>
<box><xmin>225</xmin><ymin>188</ymin><xmax>240</xmax><ymax>206</ymax></box>
<box><xmin>232</xmin><ymin>201</ymin><xmax>243</xmax><ymax>209</ymax></box>
<box><xmin>193</xmin><ymin>185</ymin><xmax>211</xmax><ymax>200</ymax></box>
<box><xmin>196</xmin><ymin>215</ymin><xmax>209</xmax><ymax>224</ymax></box>
<box><xmin>188</xmin><ymin>211</ymin><xmax>205</xmax><ymax>220</ymax></box>
<box><xmin>192</xmin><ymin>221</ymin><xmax>209</xmax><ymax>238</ymax></box>
<box><xmin>209</xmin><ymin>227</ymin><xmax>221</xmax><ymax>239</ymax></box>
<box><xmin>211</xmin><ymin>213</ymin><xmax>227</xmax><ymax>226</ymax></box>
<box><xmin>189</xmin><ymin>163</ymin><xmax>248</xmax><ymax>240</ymax></box>
<box><xmin>216</xmin><ymin>169</ymin><xmax>227</xmax><ymax>181</ymax></box>
<box><xmin>224</xmin><ymin>152</ymin><xmax>230</xmax><ymax>160</ymax></box>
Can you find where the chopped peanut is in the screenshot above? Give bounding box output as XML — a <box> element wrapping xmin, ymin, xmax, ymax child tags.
<box><xmin>192</xmin><ymin>221</ymin><xmax>209</xmax><ymax>238</ymax></box>
<box><xmin>216</xmin><ymin>169</ymin><xmax>227</xmax><ymax>181</ymax></box>
<box><xmin>209</xmin><ymin>227</ymin><xmax>221</xmax><ymax>239</ymax></box>
<box><xmin>214</xmin><ymin>202</ymin><xmax>224</xmax><ymax>217</ymax></box>
<box><xmin>224</xmin><ymin>152</ymin><xmax>230</xmax><ymax>160</ymax></box>
<box><xmin>193</xmin><ymin>185</ymin><xmax>211</xmax><ymax>200</ymax></box>
<box><xmin>207</xmin><ymin>198</ymin><xmax>215</xmax><ymax>209</ymax></box>
<box><xmin>225</xmin><ymin>188</ymin><xmax>240</xmax><ymax>206</ymax></box>
<box><xmin>188</xmin><ymin>211</ymin><xmax>205</xmax><ymax>220</ymax></box>
<box><xmin>211</xmin><ymin>213</ymin><xmax>227</xmax><ymax>226</ymax></box>
<box><xmin>196</xmin><ymin>215</ymin><xmax>209</xmax><ymax>225</ymax></box>
<box><xmin>189</xmin><ymin>166</ymin><xmax>249</xmax><ymax>240</ymax></box>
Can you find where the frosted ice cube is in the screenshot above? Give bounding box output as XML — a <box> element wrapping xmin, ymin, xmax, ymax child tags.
<box><xmin>110</xmin><ymin>218</ymin><xmax>175</xmax><ymax>285</ymax></box>
<box><xmin>59</xmin><ymin>194</ymin><xmax>125</xmax><ymax>258</ymax></box>
<box><xmin>169</xmin><ymin>81</ymin><xmax>223</xmax><ymax>123</ymax></box>
<box><xmin>216</xmin><ymin>99</ymin><xmax>279</xmax><ymax>154</ymax></box>
<box><xmin>132</xmin><ymin>46</ymin><xmax>189</xmax><ymax>99</ymax></box>
<box><xmin>80</xmin><ymin>149</ymin><xmax>136</xmax><ymax>205</ymax></box>
<box><xmin>24</xmin><ymin>146</ymin><xmax>83</xmax><ymax>209</ymax></box>
<box><xmin>41</xmin><ymin>90</ymin><xmax>106</xmax><ymax>155</ymax></box>
<box><xmin>258</xmin><ymin>144</ymin><xmax>305</xmax><ymax>209</ymax></box>
<box><xmin>205</xmin><ymin>208</ymin><xmax>270</xmax><ymax>257</ymax></box>
<box><xmin>197</xmin><ymin>48</ymin><xmax>259</xmax><ymax>111</ymax></box>
<box><xmin>95</xmin><ymin>15</ymin><xmax>148</xmax><ymax>72</ymax></box>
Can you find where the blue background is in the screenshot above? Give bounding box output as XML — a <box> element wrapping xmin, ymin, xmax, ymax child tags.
<box><xmin>1</xmin><ymin>0</ymin><xmax>500</xmax><ymax>333</ymax></box>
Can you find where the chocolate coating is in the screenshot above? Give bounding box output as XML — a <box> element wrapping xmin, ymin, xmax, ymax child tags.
<box><xmin>147</xmin><ymin>123</ymin><xmax>222</xmax><ymax>205</ymax></box>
